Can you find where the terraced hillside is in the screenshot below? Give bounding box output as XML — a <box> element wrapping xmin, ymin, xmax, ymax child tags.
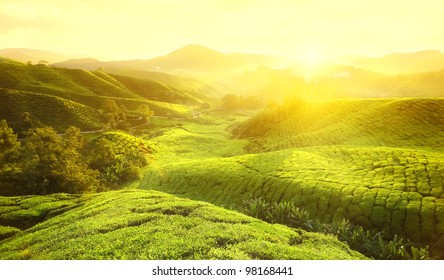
<box><xmin>0</xmin><ymin>88</ymin><xmax>102</xmax><ymax>132</ymax></box>
<box><xmin>93</xmin><ymin>131</ymin><xmax>153</xmax><ymax>155</ymax></box>
<box><xmin>110</xmin><ymin>74</ymin><xmax>217</xmax><ymax>105</ymax></box>
<box><xmin>138</xmin><ymin>99</ymin><xmax>444</xmax><ymax>256</ymax></box>
<box><xmin>0</xmin><ymin>57</ymin><xmax>201</xmax><ymax>131</ymax></box>
<box><xmin>0</xmin><ymin>57</ymin><xmax>137</xmax><ymax>98</ymax></box>
<box><xmin>0</xmin><ymin>57</ymin><xmax>218</xmax><ymax>105</ymax></box>
<box><xmin>0</xmin><ymin>189</ymin><xmax>365</xmax><ymax>260</ymax></box>
<box><xmin>235</xmin><ymin>98</ymin><xmax>444</xmax><ymax>151</ymax></box>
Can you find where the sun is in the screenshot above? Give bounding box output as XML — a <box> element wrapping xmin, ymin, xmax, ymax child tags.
<box><xmin>295</xmin><ymin>46</ymin><xmax>326</xmax><ymax>81</ymax></box>
<box><xmin>297</xmin><ymin>47</ymin><xmax>325</xmax><ymax>67</ymax></box>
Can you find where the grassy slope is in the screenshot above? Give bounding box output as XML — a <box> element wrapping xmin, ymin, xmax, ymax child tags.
<box><xmin>0</xmin><ymin>189</ymin><xmax>365</xmax><ymax>260</ymax></box>
<box><xmin>0</xmin><ymin>58</ymin><xmax>137</xmax><ymax>98</ymax></box>
<box><xmin>235</xmin><ymin>98</ymin><xmax>444</xmax><ymax>150</ymax></box>
<box><xmin>0</xmin><ymin>57</ymin><xmax>196</xmax><ymax>130</ymax></box>
<box><xmin>138</xmin><ymin>99</ymin><xmax>444</xmax><ymax>254</ymax></box>
<box><xmin>110</xmin><ymin>74</ymin><xmax>218</xmax><ymax>105</ymax></box>
<box><xmin>0</xmin><ymin>88</ymin><xmax>102</xmax><ymax>132</ymax></box>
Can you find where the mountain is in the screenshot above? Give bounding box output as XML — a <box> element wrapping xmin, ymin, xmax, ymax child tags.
<box><xmin>0</xmin><ymin>48</ymin><xmax>74</xmax><ymax>64</ymax></box>
<box><xmin>145</xmin><ymin>44</ymin><xmax>286</xmax><ymax>75</ymax></box>
<box><xmin>337</xmin><ymin>50</ymin><xmax>444</xmax><ymax>74</ymax></box>
<box><xmin>51</xmin><ymin>58</ymin><xmax>104</xmax><ymax>70</ymax></box>
<box><xmin>307</xmin><ymin>63</ymin><xmax>444</xmax><ymax>98</ymax></box>
<box><xmin>53</xmin><ymin>44</ymin><xmax>287</xmax><ymax>78</ymax></box>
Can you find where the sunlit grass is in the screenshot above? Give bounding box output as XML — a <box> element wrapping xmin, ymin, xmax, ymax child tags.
<box><xmin>0</xmin><ymin>190</ymin><xmax>365</xmax><ymax>260</ymax></box>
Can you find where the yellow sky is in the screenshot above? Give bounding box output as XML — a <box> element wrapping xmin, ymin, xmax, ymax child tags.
<box><xmin>0</xmin><ymin>0</ymin><xmax>443</xmax><ymax>61</ymax></box>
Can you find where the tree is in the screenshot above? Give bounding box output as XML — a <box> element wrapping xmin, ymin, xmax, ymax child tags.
<box><xmin>221</xmin><ymin>94</ymin><xmax>240</xmax><ymax>110</ymax></box>
<box><xmin>137</xmin><ymin>104</ymin><xmax>154</xmax><ymax>123</ymax></box>
<box><xmin>0</xmin><ymin>120</ymin><xmax>21</xmax><ymax>195</ymax></box>
<box><xmin>22</xmin><ymin>112</ymin><xmax>33</xmax><ymax>133</ymax></box>
<box><xmin>200</xmin><ymin>102</ymin><xmax>211</xmax><ymax>110</ymax></box>
<box><xmin>118</xmin><ymin>104</ymin><xmax>128</xmax><ymax>121</ymax></box>
<box><xmin>102</xmin><ymin>99</ymin><xmax>119</xmax><ymax>114</ymax></box>
<box><xmin>87</xmin><ymin>138</ymin><xmax>144</xmax><ymax>189</ymax></box>
<box><xmin>18</xmin><ymin>126</ymin><xmax>100</xmax><ymax>194</ymax></box>
<box><xmin>0</xmin><ymin>120</ymin><xmax>20</xmax><ymax>154</ymax></box>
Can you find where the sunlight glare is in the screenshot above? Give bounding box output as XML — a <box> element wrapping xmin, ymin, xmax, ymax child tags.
<box><xmin>296</xmin><ymin>45</ymin><xmax>326</xmax><ymax>81</ymax></box>
<box><xmin>297</xmin><ymin>47</ymin><xmax>325</xmax><ymax>67</ymax></box>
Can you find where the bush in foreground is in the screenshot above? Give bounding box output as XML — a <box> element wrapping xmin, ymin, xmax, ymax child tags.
<box><xmin>241</xmin><ymin>197</ymin><xmax>431</xmax><ymax>260</ymax></box>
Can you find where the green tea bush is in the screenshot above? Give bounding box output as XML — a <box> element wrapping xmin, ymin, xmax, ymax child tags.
<box><xmin>0</xmin><ymin>190</ymin><xmax>367</xmax><ymax>260</ymax></box>
<box><xmin>241</xmin><ymin>198</ymin><xmax>431</xmax><ymax>259</ymax></box>
<box><xmin>0</xmin><ymin>226</ymin><xmax>20</xmax><ymax>240</ymax></box>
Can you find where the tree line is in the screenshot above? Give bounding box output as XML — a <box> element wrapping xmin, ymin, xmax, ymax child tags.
<box><xmin>0</xmin><ymin>120</ymin><xmax>147</xmax><ymax>196</ymax></box>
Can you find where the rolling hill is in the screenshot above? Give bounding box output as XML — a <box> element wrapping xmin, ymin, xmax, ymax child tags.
<box><xmin>109</xmin><ymin>74</ymin><xmax>217</xmax><ymax>105</ymax></box>
<box><xmin>2</xmin><ymin>46</ymin><xmax>444</xmax><ymax>259</ymax></box>
<box><xmin>137</xmin><ymin>98</ymin><xmax>444</xmax><ymax>256</ymax></box>
<box><xmin>234</xmin><ymin>98</ymin><xmax>444</xmax><ymax>150</ymax></box>
<box><xmin>0</xmin><ymin>57</ymin><xmax>217</xmax><ymax>131</ymax></box>
<box><xmin>0</xmin><ymin>88</ymin><xmax>102</xmax><ymax>132</ymax></box>
<box><xmin>50</xmin><ymin>46</ymin><xmax>444</xmax><ymax>100</ymax></box>
<box><xmin>336</xmin><ymin>50</ymin><xmax>444</xmax><ymax>74</ymax></box>
<box><xmin>0</xmin><ymin>48</ymin><xmax>74</xmax><ymax>64</ymax></box>
<box><xmin>0</xmin><ymin>189</ymin><xmax>365</xmax><ymax>260</ymax></box>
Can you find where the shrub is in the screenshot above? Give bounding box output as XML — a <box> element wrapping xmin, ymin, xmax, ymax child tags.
<box><xmin>241</xmin><ymin>197</ymin><xmax>431</xmax><ymax>260</ymax></box>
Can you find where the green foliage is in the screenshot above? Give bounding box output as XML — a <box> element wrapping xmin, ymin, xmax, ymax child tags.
<box><xmin>241</xmin><ymin>198</ymin><xmax>431</xmax><ymax>259</ymax></box>
<box><xmin>17</xmin><ymin>126</ymin><xmax>100</xmax><ymax>194</ymax></box>
<box><xmin>137</xmin><ymin>104</ymin><xmax>154</xmax><ymax>122</ymax></box>
<box><xmin>235</xmin><ymin>98</ymin><xmax>444</xmax><ymax>150</ymax></box>
<box><xmin>0</xmin><ymin>120</ymin><xmax>22</xmax><ymax>195</ymax></box>
<box><xmin>88</xmin><ymin>132</ymin><xmax>149</xmax><ymax>189</ymax></box>
<box><xmin>0</xmin><ymin>88</ymin><xmax>102</xmax><ymax>133</ymax></box>
<box><xmin>0</xmin><ymin>190</ymin><xmax>366</xmax><ymax>260</ymax></box>
<box><xmin>110</xmin><ymin>74</ymin><xmax>213</xmax><ymax>105</ymax></box>
<box><xmin>242</xmin><ymin>198</ymin><xmax>310</xmax><ymax>229</ymax></box>
<box><xmin>1</xmin><ymin>117</ymin><xmax>151</xmax><ymax>195</ymax></box>
<box><xmin>0</xmin><ymin>59</ymin><xmax>195</xmax><ymax>132</ymax></box>
<box><xmin>138</xmin><ymin>103</ymin><xmax>444</xmax><ymax>257</ymax></box>
<box><xmin>0</xmin><ymin>193</ymin><xmax>79</xmax><ymax>240</ymax></box>
<box><xmin>0</xmin><ymin>120</ymin><xmax>20</xmax><ymax>153</ymax></box>
<box><xmin>0</xmin><ymin>226</ymin><xmax>21</xmax><ymax>240</ymax></box>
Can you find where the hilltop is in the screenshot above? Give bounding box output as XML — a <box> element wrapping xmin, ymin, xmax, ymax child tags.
<box><xmin>0</xmin><ymin>48</ymin><xmax>74</xmax><ymax>64</ymax></box>
<box><xmin>336</xmin><ymin>50</ymin><xmax>444</xmax><ymax>74</ymax></box>
<box><xmin>234</xmin><ymin>98</ymin><xmax>444</xmax><ymax>150</ymax></box>
<box><xmin>53</xmin><ymin>44</ymin><xmax>286</xmax><ymax>78</ymax></box>
<box><xmin>0</xmin><ymin>189</ymin><xmax>365</xmax><ymax>260</ymax></box>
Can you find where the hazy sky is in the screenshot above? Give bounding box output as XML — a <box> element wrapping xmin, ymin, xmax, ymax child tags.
<box><xmin>0</xmin><ymin>0</ymin><xmax>443</xmax><ymax>61</ymax></box>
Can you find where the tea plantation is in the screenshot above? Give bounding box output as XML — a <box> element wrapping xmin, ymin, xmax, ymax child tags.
<box><xmin>0</xmin><ymin>189</ymin><xmax>365</xmax><ymax>260</ymax></box>
<box><xmin>1</xmin><ymin>56</ymin><xmax>443</xmax><ymax>259</ymax></box>
<box><xmin>139</xmin><ymin>99</ymin><xmax>444</xmax><ymax>256</ymax></box>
